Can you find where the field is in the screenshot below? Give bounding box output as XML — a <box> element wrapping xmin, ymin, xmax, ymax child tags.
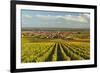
<box><xmin>21</xmin><ymin>28</ymin><xmax>90</xmax><ymax>63</ymax></box>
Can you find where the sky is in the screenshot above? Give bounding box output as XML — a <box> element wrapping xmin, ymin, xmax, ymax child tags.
<box><xmin>21</xmin><ymin>9</ymin><xmax>90</xmax><ymax>28</ymax></box>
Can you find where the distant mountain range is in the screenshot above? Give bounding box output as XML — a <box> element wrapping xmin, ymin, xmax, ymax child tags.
<box><xmin>22</xmin><ymin>27</ymin><xmax>89</xmax><ymax>31</ymax></box>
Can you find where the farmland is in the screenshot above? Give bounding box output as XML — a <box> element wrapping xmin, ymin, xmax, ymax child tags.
<box><xmin>21</xmin><ymin>28</ymin><xmax>90</xmax><ymax>63</ymax></box>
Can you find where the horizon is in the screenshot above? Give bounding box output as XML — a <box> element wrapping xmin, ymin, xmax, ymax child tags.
<box><xmin>22</xmin><ymin>27</ymin><xmax>90</xmax><ymax>29</ymax></box>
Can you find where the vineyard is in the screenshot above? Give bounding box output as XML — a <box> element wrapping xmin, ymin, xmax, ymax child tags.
<box><xmin>21</xmin><ymin>30</ymin><xmax>90</xmax><ymax>63</ymax></box>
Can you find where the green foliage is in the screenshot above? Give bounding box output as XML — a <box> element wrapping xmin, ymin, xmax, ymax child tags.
<box><xmin>21</xmin><ymin>30</ymin><xmax>90</xmax><ymax>63</ymax></box>
<box><xmin>59</xmin><ymin>43</ymin><xmax>71</xmax><ymax>60</ymax></box>
<box><xmin>52</xmin><ymin>43</ymin><xmax>57</xmax><ymax>61</ymax></box>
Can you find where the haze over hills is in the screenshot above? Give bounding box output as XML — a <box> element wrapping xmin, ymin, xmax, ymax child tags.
<box><xmin>22</xmin><ymin>27</ymin><xmax>89</xmax><ymax>31</ymax></box>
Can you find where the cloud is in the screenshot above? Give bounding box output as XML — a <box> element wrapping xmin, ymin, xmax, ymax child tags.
<box><xmin>82</xmin><ymin>13</ymin><xmax>90</xmax><ymax>18</ymax></box>
<box><xmin>35</xmin><ymin>13</ymin><xmax>89</xmax><ymax>23</ymax></box>
<box><xmin>22</xmin><ymin>14</ymin><xmax>33</xmax><ymax>19</ymax></box>
<box><xmin>35</xmin><ymin>14</ymin><xmax>56</xmax><ymax>20</ymax></box>
<box><xmin>22</xmin><ymin>10</ymin><xmax>90</xmax><ymax>28</ymax></box>
<box><xmin>64</xmin><ymin>15</ymin><xmax>89</xmax><ymax>23</ymax></box>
